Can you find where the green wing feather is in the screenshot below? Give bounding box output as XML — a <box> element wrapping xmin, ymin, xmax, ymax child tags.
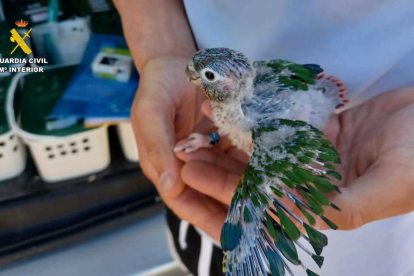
<box><xmin>221</xmin><ymin>119</ymin><xmax>341</xmax><ymax>276</ymax></box>
<box><xmin>254</xmin><ymin>60</ymin><xmax>324</xmax><ymax>92</ymax></box>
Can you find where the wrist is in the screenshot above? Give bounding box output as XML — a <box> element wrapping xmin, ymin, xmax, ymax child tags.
<box><xmin>115</xmin><ymin>0</ymin><xmax>197</xmax><ymax>72</ymax></box>
<box><xmin>137</xmin><ymin>52</ymin><xmax>195</xmax><ymax>74</ymax></box>
<box><xmin>138</xmin><ymin>55</ymin><xmax>194</xmax><ymax>78</ymax></box>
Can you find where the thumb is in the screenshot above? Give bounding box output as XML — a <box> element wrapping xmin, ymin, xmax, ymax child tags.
<box><xmin>132</xmin><ymin>99</ymin><xmax>185</xmax><ymax>198</ymax></box>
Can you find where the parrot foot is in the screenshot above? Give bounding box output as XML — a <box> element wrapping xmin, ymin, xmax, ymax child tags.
<box><xmin>174</xmin><ymin>133</ymin><xmax>214</xmax><ymax>153</ymax></box>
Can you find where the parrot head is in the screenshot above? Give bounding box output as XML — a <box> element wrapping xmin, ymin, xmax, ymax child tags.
<box><xmin>186</xmin><ymin>48</ymin><xmax>254</xmax><ymax>102</ymax></box>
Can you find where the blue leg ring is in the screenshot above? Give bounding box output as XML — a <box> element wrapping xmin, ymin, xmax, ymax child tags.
<box><xmin>209</xmin><ymin>132</ymin><xmax>220</xmax><ymax>145</ymax></box>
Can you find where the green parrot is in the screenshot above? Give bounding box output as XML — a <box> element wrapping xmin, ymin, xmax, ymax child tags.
<box><xmin>174</xmin><ymin>48</ymin><xmax>347</xmax><ymax>276</ymax></box>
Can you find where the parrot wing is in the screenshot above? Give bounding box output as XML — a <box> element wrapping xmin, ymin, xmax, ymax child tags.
<box><xmin>221</xmin><ymin>118</ymin><xmax>342</xmax><ymax>276</ymax></box>
<box><xmin>243</xmin><ymin>60</ymin><xmax>348</xmax><ymax>117</ymax></box>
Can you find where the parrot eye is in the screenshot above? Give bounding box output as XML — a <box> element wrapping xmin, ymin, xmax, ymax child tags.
<box><xmin>204</xmin><ymin>71</ymin><xmax>215</xmax><ymax>81</ymax></box>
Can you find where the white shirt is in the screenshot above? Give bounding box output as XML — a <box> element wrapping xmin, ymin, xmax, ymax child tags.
<box><xmin>184</xmin><ymin>1</ymin><xmax>414</xmax><ymax>275</ymax></box>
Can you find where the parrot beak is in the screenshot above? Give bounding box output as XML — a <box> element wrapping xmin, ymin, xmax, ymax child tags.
<box><xmin>185</xmin><ymin>64</ymin><xmax>200</xmax><ymax>85</ymax></box>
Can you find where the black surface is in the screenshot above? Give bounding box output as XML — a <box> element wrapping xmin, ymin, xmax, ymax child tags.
<box><xmin>0</xmin><ymin>126</ymin><xmax>159</xmax><ymax>266</ymax></box>
<box><xmin>167</xmin><ymin>209</ymin><xmax>224</xmax><ymax>276</ymax></box>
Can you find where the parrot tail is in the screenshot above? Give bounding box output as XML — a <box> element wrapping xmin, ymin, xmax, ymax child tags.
<box><xmin>221</xmin><ymin>119</ymin><xmax>342</xmax><ymax>276</ymax></box>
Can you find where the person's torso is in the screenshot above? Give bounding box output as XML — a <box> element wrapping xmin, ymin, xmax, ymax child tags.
<box><xmin>184</xmin><ymin>0</ymin><xmax>414</xmax><ymax>106</ymax></box>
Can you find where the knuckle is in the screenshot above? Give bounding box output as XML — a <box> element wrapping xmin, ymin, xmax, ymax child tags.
<box><xmin>346</xmin><ymin>206</ymin><xmax>367</xmax><ymax>230</ymax></box>
<box><xmin>139</xmin><ymin>161</ymin><xmax>157</xmax><ymax>183</ymax></box>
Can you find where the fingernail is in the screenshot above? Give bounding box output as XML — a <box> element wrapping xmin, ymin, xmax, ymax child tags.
<box><xmin>159</xmin><ymin>172</ymin><xmax>174</xmax><ymax>194</ymax></box>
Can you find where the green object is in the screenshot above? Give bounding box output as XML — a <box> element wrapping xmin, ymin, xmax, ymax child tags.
<box><xmin>71</xmin><ymin>0</ymin><xmax>115</xmax><ymax>17</ymax></box>
<box><xmin>0</xmin><ymin>75</ymin><xmax>12</xmax><ymax>135</ymax></box>
<box><xmin>296</xmin><ymin>203</ymin><xmax>316</xmax><ymax>226</ymax></box>
<box><xmin>221</xmin><ymin>222</ymin><xmax>242</xmax><ymax>252</ymax></box>
<box><xmin>90</xmin><ymin>10</ymin><xmax>123</xmax><ymax>36</ymax></box>
<box><xmin>48</xmin><ymin>0</ymin><xmax>59</xmax><ymax>22</ymax></box>
<box><xmin>304</xmin><ymin>223</ymin><xmax>328</xmax><ymax>256</ymax></box>
<box><xmin>275</xmin><ymin>204</ymin><xmax>301</xmax><ymax>240</ymax></box>
<box><xmin>275</xmin><ymin>226</ymin><xmax>301</xmax><ymax>265</ymax></box>
<box><xmin>96</xmin><ymin>72</ymin><xmax>116</xmax><ymax>80</ymax></box>
<box><xmin>265</xmin><ymin>213</ymin><xmax>279</xmax><ymax>242</ymax></box>
<box><xmin>266</xmin><ymin>249</ymin><xmax>285</xmax><ymax>276</ymax></box>
<box><xmin>18</xmin><ymin>65</ymin><xmax>90</xmax><ymax>136</ymax></box>
<box><xmin>101</xmin><ymin>47</ymin><xmax>130</xmax><ymax>56</ymax></box>
<box><xmin>312</xmin><ymin>254</ymin><xmax>325</xmax><ymax>268</ymax></box>
<box><xmin>243</xmin><ymin>207</ymin><xmax>253</xmax><ymax>223</ymax></box>
<box><xmin>222</xmin><ymin>119</ymin><xmax>342</xmax><ymax>272</ymax></box>
<box><xmin>1</xmin><ymin>0</ymin><xmax>72</xmax><ymax>26</ymax></box>
<box><xmin>42</xmin><ymin>0</ymin><xmax>60</xmax><ymax>65</ymax></box>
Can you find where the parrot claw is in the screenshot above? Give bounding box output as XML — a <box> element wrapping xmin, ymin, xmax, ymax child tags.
<box><xmin>174</xmin><ymin>133</ymin><xmax>213</xmax><ymax>153</ymax></box>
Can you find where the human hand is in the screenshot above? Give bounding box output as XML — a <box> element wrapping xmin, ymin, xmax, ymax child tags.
<box><xmin>132</xmin><ymin>56</ymin><xmax>233</xmax><ymax>235</ymax></box>
<box><xmin>175</xmin><ymin>89</ymin><xmax>414</xmax><ymax>242</ymax></box>
<box><xmin>132</xmin><ymin>56</ymin><xmax>202</xmax><ymax>196</ymax></box>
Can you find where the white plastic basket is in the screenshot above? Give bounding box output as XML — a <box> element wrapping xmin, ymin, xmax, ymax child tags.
<box><xmin>116</xmin><ymin>121</ymin><xmax>139</xmax><ymax>162</ymax></box>
<box><xmin>26</xmin><ymin>126</ymin><xmax>110</xmax><ymax>182</ymax></box>
<box><xmin>6</xmin><ymin>67</ymin><xmax>111</xmax><ymax>182</ymax></box>
<box><xmin>0</xmin><ymin>130</ymin><xmax>26</xmax><ymax>181</ymax></box>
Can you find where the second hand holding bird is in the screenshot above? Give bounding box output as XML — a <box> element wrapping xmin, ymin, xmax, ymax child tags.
<box><xmin>175</xmin><ymin>90</ymin><xmax>414</xmax><ymax>271</ymax></box>
<box><xmin>173</xmin><ymin>48</ymin><xmax>414</xmax><ymax>275</ymax></box>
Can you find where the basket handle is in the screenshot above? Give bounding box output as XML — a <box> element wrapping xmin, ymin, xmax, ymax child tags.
<box><xmin>6</xmin><ymin>64</ymin><xmax>78</xmax><ymax>141</ymax></box>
